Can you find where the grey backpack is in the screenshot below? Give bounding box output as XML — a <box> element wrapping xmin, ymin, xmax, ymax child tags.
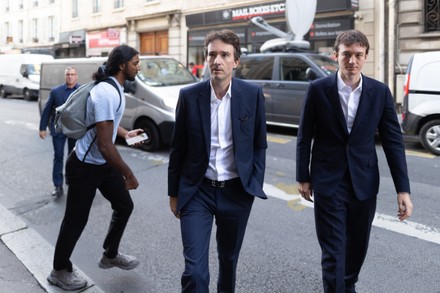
<box><xmin>54</xmin><ymin>78</ymin><xmax>121</xmax><ymax>139</ymax></box>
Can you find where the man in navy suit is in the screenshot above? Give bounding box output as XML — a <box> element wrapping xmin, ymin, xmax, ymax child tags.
<box><xmin>168</xmin><ymin>29</ymin><xmax>267</xmax><ymax>293</ymax></box>
<box><xmin>296</xmin><ymin>30</ymin><xmax>413</xmax><ymax>293</ymax></box>
<box><xmin>39</xmin><ymin>67</ymin><xmax>79</xmax><ymax>197</ymax></box>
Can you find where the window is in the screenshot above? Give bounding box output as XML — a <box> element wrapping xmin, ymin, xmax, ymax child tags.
<box><xmin>48</xmin><ymin>16</ymin><xmax>55</xmax><ymax>41</ymax></box>
<box><xmin>425</xmin><ymin>0</ymin><xmax>440</xmax><ymax>32</ymax></box>
<box><xmin>93</xmin><ymin>0</ymin><xmax>100</xmax><ymax>13</ymax></box>
<box><xmin>236</xmin><ymin>56</ymin><xmax>274</xmax><ymax>80</ymax></box>
<box><xmin>72</xmin><ymin>0</ymin><xmax>78</xmax><ymax>18</ymax></box>
<box><xmin>5</xmin><ymin>0</ymin><xmax>9</xmax><ymax>11</ymax></box>
<box><xmin>280</xmin><ymin>57</ymin><xmax>310</xmax><ymax>82</ymax></box>
<box><xmin>49</xmin><ymin>0</ymin><xmax>55</xmax><ymax>4</ymax></box>
<box><xmin>32</xmin><ymin>18</ymin><xmax>38</xmax><ymax>42</ymax></box>
<box><xmin>32</xmin><ymin>0</ymin><xmax>38</xmax><ymax>6</ymax></box>
<box><xmin>114</xmin><ymin>0</ymin><xmax>123</xmax><ymax>8</ymax></box>
<box><xmin>19</xmin><ymin>0</ymin><xmax>23</xmax><ymax>9</ymax></box>
<box><xmin>4</xmin><ymin>22</ymin><xmax>10</xmax><ymax>40</ymax></box>
<box><xmin>18</xmin><ymin>20</ymin><xmax>23</xmax><ymax>43</ymax></box>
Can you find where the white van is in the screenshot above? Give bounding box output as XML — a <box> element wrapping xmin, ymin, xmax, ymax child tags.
<box><xmin>401</xmin><ymin>51</ymin><xmax>440</xmax><ymax>155</ymax></box>
<box><xmin>0</xmin><ymin>53</ymin><xmax>54</xmax><ymax>100</ymax></box>
<box><xmin>39</xmin><ymin>56</ymin><xmax>197</xmax><ymax>151</ymax></box>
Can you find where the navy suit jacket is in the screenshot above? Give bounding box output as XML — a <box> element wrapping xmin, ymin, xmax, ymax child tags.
<box><xmin>296</xmin><ymin>73</ymin><xmax>410</xmax><ymax>200</ymax></box>
<box><xmin>168</xmin><ymin>78</ymin><xmax>267</xmax><ymax>212</ymax></box>
<box><xmin>39</xmin><ymin>83</ymin><xmax>79</xmax><ymax>137</ymax></box>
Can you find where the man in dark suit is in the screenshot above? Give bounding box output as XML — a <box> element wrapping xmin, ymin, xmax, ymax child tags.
<box><xmin>39</xmin><ymin>67</ymin><xmax>79</xmax><ymax>197</ymax></box>
<box><xmin>296</xmin><ymin>30</ymin><xmax>413</xmax><ymax>293</ymax></box>
<box><xmin>168</xmin><ymin>29</ymin><xmax>267</xmax><ymax>293</ymax></box>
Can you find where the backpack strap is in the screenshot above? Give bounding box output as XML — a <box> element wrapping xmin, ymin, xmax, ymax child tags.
<box><xmin>82</xmin><ymin>135</ymin><xmax>97</xmax><ymax>162</ymax></box>
<box><xmin>103</xmin><ymin>78</ymin><xmax>122</xmax><ymax>112</ymax></box>
<box><xmin>86</xmin><ymin>78</ymin><xmax>122</xmax><ymax>131</ymax></box>
<box><xmin>82</xmin><ymin>78</ymin><xmax>123</xmax><ymax>162</ymax></box>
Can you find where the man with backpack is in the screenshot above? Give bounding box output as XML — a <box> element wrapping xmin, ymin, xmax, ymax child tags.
<box><xmin>39</xmin><ymin>66</ymin><xmax>79</xmax><ymax>197</ymax></box>
<box><xmin>47</xmin><ymin>45</ymin><xmax>144</xmax><ymax>291</ymax></box>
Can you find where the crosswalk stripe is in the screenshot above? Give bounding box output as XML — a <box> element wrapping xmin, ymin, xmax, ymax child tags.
<box><xmin>263</xmin><ymin>182</ymin><xmax>440</xmax><ymax>245</ymax></box>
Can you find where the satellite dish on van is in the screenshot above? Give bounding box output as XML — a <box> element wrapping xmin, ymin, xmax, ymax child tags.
<box><xmin>250</xmin><ymin>0</ymin><xmax>317</xmax><ymax>52</ymax></box>
<box><xmin>286</xmin><ymin>0</ymin><xmax>317</xmax><ymax>42</ymax></box>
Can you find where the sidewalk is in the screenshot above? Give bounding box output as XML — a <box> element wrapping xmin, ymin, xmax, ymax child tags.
<box><xmin>0</xmin><ymin>203</ymin><xmax>104</xmax><ymax>293</ymax></box>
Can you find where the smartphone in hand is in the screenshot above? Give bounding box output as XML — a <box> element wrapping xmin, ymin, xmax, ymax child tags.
<box><xmin>126</xmin><ymin>132</ymin><xmax>148</xmax><ymax>145</ymax></box>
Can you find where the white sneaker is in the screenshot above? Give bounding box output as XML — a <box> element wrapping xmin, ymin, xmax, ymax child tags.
<box><xmin>98</xmin><ymin>252</ymin><xmax>139</xmax><ymax>270</ymax></box>
<box><xmin>47</xmin><ymin>268</ymin><xmax>87</xmax><ymax>291</ymax></box>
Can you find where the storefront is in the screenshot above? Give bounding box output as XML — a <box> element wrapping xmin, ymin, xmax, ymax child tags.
<box><xmin>185</xmin><ymin>0</ymin><xmax>357</xmax><ymax>66</ymax></box>
<box><xmin>53</xmin><ymin>29</ymin><xmax>86</xmax><ymax>58</ymax></box>
<box><xmin>86</xmin><ymin>27</ymin><xmax>127</xmax><ymax>57</ymax></box>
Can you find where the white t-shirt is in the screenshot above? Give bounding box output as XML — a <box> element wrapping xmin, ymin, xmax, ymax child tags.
<box><xmin>75</xmin><ymin>76</ymin><xmax>125</xmax><ymax>164</ymax></box>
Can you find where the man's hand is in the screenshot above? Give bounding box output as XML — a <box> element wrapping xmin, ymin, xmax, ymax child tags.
<box><xmin>397</xmin><ymin>192</ymin><xmax>413</xmax><ymax>221</ymax></box>
<box><xmin>169</xmin><ymin>196</ymin><xmax>180</xmax><ymax>219</ymax></box>
<box><xmin>39</xmin><ymin>130</ymin><xmax>47</xmax><ymax>139</ymax></box>
<box><xmin>298</xmin><ymin>182</ymin><xmax>313</xmax><ymax>202</ymax></box>
<box><xmin>124</xmin><ymin>173</ymin><xmax>139</xmax><ymax>190</ymax></box>
<box><xmin>125</xmin><ymin>129</ymin><xmax>146</xmax><ymax>147</ymax></box>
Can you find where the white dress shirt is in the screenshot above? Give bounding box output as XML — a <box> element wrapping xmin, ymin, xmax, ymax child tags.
<box><xmin>337</xmin><ymin>72</ymin><xmax>363</xmax><ymax>133</ymax></box>
<box><xmin>205</xmin><ymin>81</ymin><xmax>238</xmax><ymax>181</ymax></box>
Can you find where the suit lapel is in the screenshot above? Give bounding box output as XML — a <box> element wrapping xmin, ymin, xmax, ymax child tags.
<box><xmin>197</xmin><ymin>80</ymin><xmax>212</xmax><ymax>150</ymax></box>
<box><xmin>350</xmin><ymin>75</ymin><xmax>371</xmax><ymax>135</ymax></box>
<box><xmin>326</xmin><ymin>75</ymin><xmax>349</xmax><ymax>136</ymax></box>
<box><xmin>230</xmin><ymin>79</ymin><xmax>242</xmax><ymax>142</ymax></box>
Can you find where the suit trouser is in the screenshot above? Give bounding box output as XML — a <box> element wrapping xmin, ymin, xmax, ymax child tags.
<box><xmin>179</xmin><ymin>179</ymin><xmax>254</xmax><ymax>293</ymax></box>
<box><xmin>53</xmin><ymin>151</ymin><xmax>134</xmax><ymax>271</ymax></box>
<box><xmin>314</xmin><ymin>171</ymin><xmax>376</xmax><ymax>293</ymax></box>
<box><xmin>51</xmin><ymin>135</ymin><xmax>75</xmax><ymax>187</ymax></box>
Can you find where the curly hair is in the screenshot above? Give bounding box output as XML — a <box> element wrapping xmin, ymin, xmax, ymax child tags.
<box><xmin>204</xmin><ymin>29</ymin><xmax>241</xmax><ymax>61</ymax></box>
<box><xmin>333</xmin><ymin>30</ymin><xmax>370</xmax><ymax>55</ymax></box>
<box><xmin>93</xmin><ymin>45</ymin><xmax>139</xmax><ymax>81</ymax></box>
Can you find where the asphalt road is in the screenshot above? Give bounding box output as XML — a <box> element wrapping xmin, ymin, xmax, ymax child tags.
<box><xmin>0</xmin><ymin>97</ymin><xmax>439</xmax><ymax>293</ymax></box>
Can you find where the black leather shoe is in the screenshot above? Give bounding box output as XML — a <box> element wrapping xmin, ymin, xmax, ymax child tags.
<box><xmin>52</xmin><ymin>186</ymin><xmax>63</xmax><ymax>197</ymax></box>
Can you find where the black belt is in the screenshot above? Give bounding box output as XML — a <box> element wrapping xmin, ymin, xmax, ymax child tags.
<box><xmin>203</xmin><ymin>177</ymin><xmax>240</xmax><ymax>188</ymax></box>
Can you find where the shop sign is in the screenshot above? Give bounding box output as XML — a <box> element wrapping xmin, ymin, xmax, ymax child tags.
<box><xmin>186</xmin><ymin>1</ymin><xmax>285</xmax><ymax>27</ymax></box>
<box><xmin>69</xmin><ymin>35</ymin><xmax>83</xmax><ymax>44</ymax></box>
<box><xmin>231</xmin><ymin>2</ymin><xmax>285</xmax><ymax>21</ymax></box>
<box><xmin>87</xmin><ymin>29</ymin><xmax>121</xmax><ymax>48</ymax></box>
<box><xmin>309</xmin><ymin>16</ymin><xmax>353</xmax><ymax>40</ymax></box>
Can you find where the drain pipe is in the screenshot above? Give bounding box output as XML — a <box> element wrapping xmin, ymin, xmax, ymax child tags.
<box><xmin>388</xmin><ymin>0</ymin><xmax>397</xmax><ymax>98</ymax></box>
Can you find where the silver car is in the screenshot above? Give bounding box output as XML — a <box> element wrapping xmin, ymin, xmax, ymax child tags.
<box><xmin>39</xmin><ymin>56</ymin><xmax>196</xmax><ymax>151</ymax></box>
<box><xmin>235</xmin><ymin>52</ymin><xmax>338</xmax><ymax>128</ymax></box>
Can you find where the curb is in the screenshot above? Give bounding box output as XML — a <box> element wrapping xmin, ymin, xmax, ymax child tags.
<box><xmin>0</xmin><ymin>204</ymin><xmax>104</xmax><ymax>293</ymax></box>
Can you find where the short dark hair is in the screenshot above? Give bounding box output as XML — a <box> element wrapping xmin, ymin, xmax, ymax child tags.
<box><xmin>333</xmin><ymin>30</ymin><xmax>370</xmax><ymax>55</ymax></box>
<box><xmin>93</xmin><ymin>45</ymin><xmax>139</xmax><ymax>81</ymax></box>
<box><xmin>204</xmin><ymin>29</ymin><xmax>241</xmax><ymax>61</ymax></box>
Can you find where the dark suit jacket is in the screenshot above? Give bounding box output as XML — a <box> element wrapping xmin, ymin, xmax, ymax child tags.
<box><xmin>168</xmin><ymin>78</ymin><xmax>267</xmax><ymax>211</ymax></box>
<box><xmin>39</xmin><ymin>83</ymin><xmax>79</xmax><ymax>137</ymax></box>
<box><xmin>296</xmin><ymin>73</ymin><xmax>410</xmax><ymax>200</ymax></box>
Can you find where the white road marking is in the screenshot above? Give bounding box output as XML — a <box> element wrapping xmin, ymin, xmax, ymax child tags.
<box><xmin>5</xmin><ymin>120</ymin><xmax>39</xmax><ymax>131</ymax></box>
<box><xmin>264</xmin><ymin>183</ymin><xmax>440</xmax><ymax>245</ymax></box>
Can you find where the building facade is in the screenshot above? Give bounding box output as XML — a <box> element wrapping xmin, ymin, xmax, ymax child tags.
<box><xmin>1</xmin><ymin>0</ymin><xmax>440</xmax><ymax>101</ymax></box>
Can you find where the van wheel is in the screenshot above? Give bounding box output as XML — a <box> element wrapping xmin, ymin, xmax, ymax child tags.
<box><xmin>0</xmin><ymin>87</ymin><xmax>6</xmax><ymax>98</ymax></box>
<box><xmin>23</xmin><ymin>89</ymin><xmax>31</xmax><ymax>101</ymax></box>
<box><xmin>138</xmin><ymin>120</ymin><xmax>161</xmax><ymax>152</ymax></box>
<box><xmin>420</xmin><ymin>120</ymin><xmax>440</xmax><ymax>155</ymax></box>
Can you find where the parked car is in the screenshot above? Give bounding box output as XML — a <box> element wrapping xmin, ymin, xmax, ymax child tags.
<box><xmin>39</xmin><ymin>56</ymin><xmax>197</xmax><ymax>151</ymax></box>
<box><xmin>0</xmin><ymin>53</ymin><xmax>54</xmax><ymax>100</ymax></box>
<box><xmin>401</xmin><ymin>51</ymin><xmax>440</xmax><ymax>155</ymax></box>
<box><xmin>234</xmin><ymin>52</ymin><xmax>338</xmax><ymax>128</ymax></box>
